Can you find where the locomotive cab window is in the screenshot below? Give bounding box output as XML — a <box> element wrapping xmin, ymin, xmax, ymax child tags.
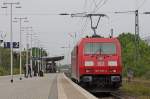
<box><xmin>84</xmin><ymin>43</ymin><xmax>116</xmax><ymax>54</ymax></box>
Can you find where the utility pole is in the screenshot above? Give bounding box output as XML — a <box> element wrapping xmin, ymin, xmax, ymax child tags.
<box><xmin>135</xmin><ymin>10</ymin><xmax>140</xmax><ymax>64</ymax></box>
<box><xmin>115</xmin><ymin>10</ymin><xmax>140</xmax><ymax>66</ymax></box>
<box><xmin>14</xmin><ymin>17</ymin><xmax>28</xmax><ymax>80</ymax></box>
<box><xmin>2</xmin><ymin>2</ymin><xmax>20</xmax><ymax>83</ymax></box>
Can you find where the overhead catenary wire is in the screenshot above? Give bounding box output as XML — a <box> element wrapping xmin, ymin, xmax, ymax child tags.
<box><xmin>74</xmin><ymin>0</ymin><xmax>107</xmax><ymax>38</ymax></box>
<box><xmin>137</xmin><ymin>0</ymin><xmax>147</xmax><ymax>10</ymax></box>
<box><xmin>83</xmin><ymin>0</ymin><xmax>88</xmax><ymax>11</ymax></box>
<box><xmin>94</xmin><ymin>0</ymin><xmax>108</xmax><ymax>12</ymax></box>
<box><xmin>91</xmin><ymin>0</ymin><xmax>104</xmax><ymax>13</ymax></box>
<box><xmin>84</xmin><ymin>0</ymin><xmax>97</xmax><ymax>13</ymax></box>
<box><xmin>69</xmin><ymin>0</ymin><xmax>109</xmax><ymax>39</ymax></box>
<box><xmin>77</xmin><ymin>0</ymin><xmax>109</xmax><ymax>37</ymax></box>
<box><xmin>0</xmin><ymin>12</ymin><xmax>64</xmax><ymax>16</ymax></box>
<box><xmin>74</xmin><ymin>0</ymin><xmax>90</xmax><ymax>39</ymax></box>
<box><xmin>91</xmin><ymin>0</ymin><xmax>109</xmax><ymax>13</ymax></box>
<box><xmin>92</xmin><ymin>0</ymin><xmax>98</xmax><ymax>9</ymax></box>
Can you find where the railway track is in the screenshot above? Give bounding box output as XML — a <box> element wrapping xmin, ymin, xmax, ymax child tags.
<box><xmin>110</xmin><ymin>91</ymin><xmax>125</xmax><ymax>99</ymax></box>
<box><xmin>96</xmin><ymin>90</ymin><xmax>134</xmax><ymax>99</ymax></box>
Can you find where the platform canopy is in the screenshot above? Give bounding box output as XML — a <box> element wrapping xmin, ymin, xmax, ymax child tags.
<box><xmin>43</xmin><ymin>56</ymin><xmax>64</xmax><ymax>62</ymax></box>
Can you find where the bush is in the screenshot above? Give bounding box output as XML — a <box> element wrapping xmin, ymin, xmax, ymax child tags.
<box><xmin>142</xmin><ymin>71</ymin><xmax>150</xmax><ymax>80</ymax></box>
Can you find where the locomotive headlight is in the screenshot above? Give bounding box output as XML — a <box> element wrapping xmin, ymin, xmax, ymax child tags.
<box><xmin>108</xmin><ymin>61</ymin><xmax>117</xmax><ymax>66</ymax></box>
<box><xmin>85</xmin><ymin>61</ymin><xmax>94</xmax><ymax>66</ymax></box>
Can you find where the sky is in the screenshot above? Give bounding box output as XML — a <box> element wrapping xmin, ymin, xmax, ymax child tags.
<box><xmin>0</xmin><ymin>0</ymin><xmax>150</xmax><ymax>64</ymax></box>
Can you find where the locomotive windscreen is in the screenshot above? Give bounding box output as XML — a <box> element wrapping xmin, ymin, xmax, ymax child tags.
<box><xmin>84</xmin><ymin>43</ymin><xmax>116</xmax><ymax>54</ymax></box>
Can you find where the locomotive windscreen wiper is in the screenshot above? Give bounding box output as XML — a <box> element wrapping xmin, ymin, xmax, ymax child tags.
<box><xmin>94</xmin><ymin>47</ymin><xmax>103</xmax><ymax>54</ymax></box>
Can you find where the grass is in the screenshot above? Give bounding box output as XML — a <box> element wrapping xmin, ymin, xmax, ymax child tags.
<box><xmin>0</xmin><ymin>66</ymin><xmax>20</xmax><ymax>76</ymax></box>
<box><xmin>0</xmin><ymin>67</ymin><xmax>9</xmax><ymax>76</ymax></box>
<box><xmin>121</xmin><ymin>81</ymin><xmax>150</xmax><ymax>96</ymax></box>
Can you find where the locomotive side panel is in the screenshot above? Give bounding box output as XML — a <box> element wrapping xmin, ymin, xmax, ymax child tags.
<box><xmin>71</xmin><ymin>46</ymin><xmax>78</xmax><ymax>80</ymax></box>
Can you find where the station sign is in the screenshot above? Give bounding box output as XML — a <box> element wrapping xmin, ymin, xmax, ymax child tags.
<box><xmin>4</xmin><ymin>42</ymin><xmax>19</xmax><ymax>48</ymax></box>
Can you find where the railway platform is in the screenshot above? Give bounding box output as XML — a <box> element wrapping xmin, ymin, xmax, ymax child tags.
<box><xmin>0</xmin><ymin>73</ymin><xmax>97</xmax><ymax>99</ymax></box>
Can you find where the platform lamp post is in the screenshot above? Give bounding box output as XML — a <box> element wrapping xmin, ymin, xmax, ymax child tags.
<box><xmin>32</xmin><ymin>35</ymin><xmax>39</xmax><ymax>74</ymax></box>
<box><xmin>32</xmin><ymin>38</ymin><xmax>40</xmax><ymax>75</ymax></box>
<box><xmin>27</xmin><ymin>33</ymin><xmax>36</xmax><ymax>77</ymax></box>
<box><xmin>41</xmin><ymin>47</ymin><xmax>46</xmax><ymax>71</ymax></box>
<box><xmin>37</xmin><ymin>40</ymin><xmax>41</xmax><ymax>74</ymax></box>
<box><xmin>1</xmin><ymin>2</ymin><xmax>21</xmax><ymax>83</ymax></box>
<box><xmin>38</xmin><ymin>41</ymin><xmax>48</xmax><ymax>71</ymax></box>
<box><xmin>40</xmin><ymin>46</ymin><xmax>44</xmax><ymax>71</ymax></box>
<box><xmin>21</xmin><ymin>27</ymin><xmax>32</xmax><ymax>78</ymax></box>
<box><xmin>14</xmin><ymin>17</ymin><xmax>28</xmax><ymax>80</ymax></box>
<box><xmin>39</xmin><ymin>44</ymin><xmax>42</xmax><ymax>72</ymax></box>
<box><xmin>42</xmin><ymin>47</ymin><xmax>48</xmax><ymax>72</ymax></box>
<box><xmin>60</xmin><ymin>46</ymin><xmax>70</xmax><ymax>65</ymax></box>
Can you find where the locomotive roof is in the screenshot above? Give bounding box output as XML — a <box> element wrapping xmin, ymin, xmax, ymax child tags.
<box><xmin>76</xmin><ymin>37</ymin><xmax>119</xmax><ymax>46</ymax></box>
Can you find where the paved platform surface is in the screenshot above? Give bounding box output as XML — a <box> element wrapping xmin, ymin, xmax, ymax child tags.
<box><xmin>0</xmin><ymin>73</ymin><xmax>97</xmax><ymax>99</ymax></box>
<box><xmin>0</xmin><ymin>74</ymin><xmax>57</xmax><ymax>99</ymax></box>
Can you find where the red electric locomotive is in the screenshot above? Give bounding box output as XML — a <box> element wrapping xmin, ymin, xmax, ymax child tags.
<box><xmin>71</xmin><ymin>36</ymin><xmax>122</xmax><ymax>92</ymax></box>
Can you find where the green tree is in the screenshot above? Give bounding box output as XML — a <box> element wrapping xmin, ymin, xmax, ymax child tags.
<box><xmin>118</xmin><ymin>33</ymin><xmax>150</xmax><ymax>79</ymax></box>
